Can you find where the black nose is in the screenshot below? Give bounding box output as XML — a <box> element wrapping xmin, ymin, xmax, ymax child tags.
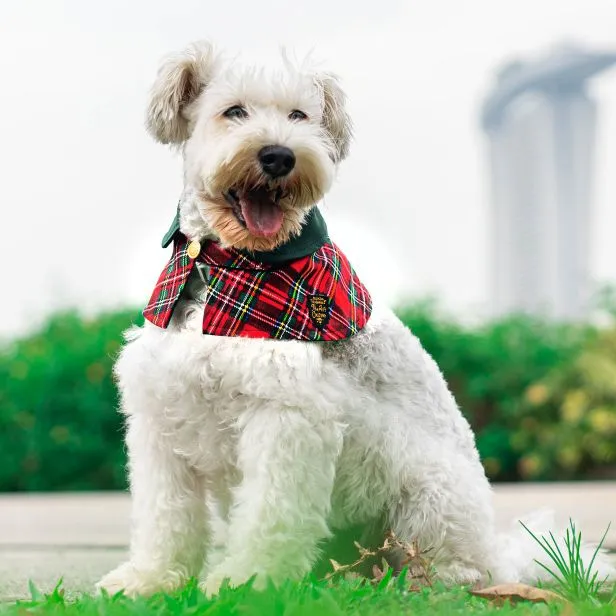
<box><xmin>258</xmin><ymin>145</ymin><xmax>296</xmax><ymax>178</ymax></box>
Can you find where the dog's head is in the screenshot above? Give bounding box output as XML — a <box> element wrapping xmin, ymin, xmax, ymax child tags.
<box><xmin>146</xmin><ymin>41</ymin><xmax>352</xmax><ymax>252</ymax></box>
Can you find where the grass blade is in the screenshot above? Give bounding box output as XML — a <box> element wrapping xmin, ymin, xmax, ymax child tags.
<box><xmin>520</xmin><ymin>519</ymin><xmax>613</xmax><ymax>603</ymax></box>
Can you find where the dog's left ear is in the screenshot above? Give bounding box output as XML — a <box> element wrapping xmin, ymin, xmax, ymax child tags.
<box><xmin>146</xmin><ymin>41</ymin><xmax>217</xmax><ymax>145</ymax></box>
<box><xmin>315</xmin><ymin>73</ymin><xmax>353</xmax><ymax>163</ymax></box>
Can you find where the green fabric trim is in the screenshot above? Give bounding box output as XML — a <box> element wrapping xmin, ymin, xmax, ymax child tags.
<box><xmin>161</xmin><ymin>204</ymin><xmax>181</xmax><ymax>248</ymax></box>
<box><xmin>160</xmin><ymin>206</ymin><xmax>329</xmax><ymax>263</ymax></box>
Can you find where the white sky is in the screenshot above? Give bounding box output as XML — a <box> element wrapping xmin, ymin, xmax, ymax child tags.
<box><xmin>1</xmin><ymin>0</ymin><xmax>616</xmax><ymax>336</ymax></box>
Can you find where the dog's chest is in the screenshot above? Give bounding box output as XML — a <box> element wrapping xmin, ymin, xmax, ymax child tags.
<box><xmin>164</xmin><ymin>409</ymin><xmax>239</xmax><ymax>480</ymax></box>
<box><xmin>137</xmin><ymin>311</ymin><xmax>330</xmax><ymax>477</ymax></box>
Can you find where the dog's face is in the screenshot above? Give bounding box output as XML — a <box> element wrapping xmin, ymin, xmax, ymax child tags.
<box><xmin>146</xmin><ymin>42</ymin><xmax>352</xmax><ymax>251</ymax></box>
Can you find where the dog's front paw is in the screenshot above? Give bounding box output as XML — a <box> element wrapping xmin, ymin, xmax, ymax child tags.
<box><xmin>96</xmin><ymin>561</ymin><xmax>186</xmax><ymax>598</ymax></box>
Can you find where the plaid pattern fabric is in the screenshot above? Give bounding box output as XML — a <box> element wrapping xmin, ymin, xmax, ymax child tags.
<box><xmin>143</xmin><ymin>236</ymin><xmax>194</xmax><ymax>328</ymax></box>
<box><xmin>143</xmin><ymin>235</ymin><xmax>372</xmax><ymax>341</ymax></box>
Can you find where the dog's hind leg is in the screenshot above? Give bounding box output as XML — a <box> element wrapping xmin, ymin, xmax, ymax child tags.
<box><xmin>97</xmin><ymin>412</ymin><xmax>208</xmax><ymax>597</ymax></box>
<box><xmin>201</xmin><ymin>405</ymin><xmax>344</xmax><ymax>595</ymax></box>
<box><xmin>388</xmin><ymin>447</ymin><xmax>496</xmax><ymax>586</ymax></box>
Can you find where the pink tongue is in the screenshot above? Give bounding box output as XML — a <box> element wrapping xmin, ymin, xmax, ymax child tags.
<box><xmin>240</xmin><ymin>189</ymin><xmax>284</xmax><ymax>237</ymax></box>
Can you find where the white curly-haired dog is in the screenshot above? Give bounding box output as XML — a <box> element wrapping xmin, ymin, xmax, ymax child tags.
<box><xmin>98</xmin><ymin>41</ymin><xmax>614</xmax><ymax>597</ymax></box>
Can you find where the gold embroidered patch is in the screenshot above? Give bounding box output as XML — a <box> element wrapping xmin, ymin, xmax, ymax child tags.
<box><xmin>308</xmin><ymin>294</ymin><xmax>330</xmax><ymax>329</ymax></box>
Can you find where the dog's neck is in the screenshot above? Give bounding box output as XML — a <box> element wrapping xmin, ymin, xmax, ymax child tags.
<box><xmin>175</xmin><ymin>186</ymin><xmax>218</xmax><ymax>245</ymax></box>
<box><xmin>163</xmin><ymin>187</ymin><xmax>330</xmax><ymax>262</ymax></box>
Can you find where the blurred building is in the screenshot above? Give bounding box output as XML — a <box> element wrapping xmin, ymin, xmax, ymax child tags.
<box><xmin>481</xmin><ymin>44</ymin><xmax>616</xmax><ymax>320</ymax></box>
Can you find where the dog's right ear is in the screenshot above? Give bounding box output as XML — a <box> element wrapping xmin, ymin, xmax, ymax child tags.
<box><xmin>146</xmin><ymin>41</ymin><xmax>216</xmax><ymax>145</ymax></box>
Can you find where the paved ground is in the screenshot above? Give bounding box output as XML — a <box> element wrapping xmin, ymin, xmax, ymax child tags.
<box><xmin>1</xmin><ymin>483</ymin><xmax>615</xmax><ymax>601</ymax></box>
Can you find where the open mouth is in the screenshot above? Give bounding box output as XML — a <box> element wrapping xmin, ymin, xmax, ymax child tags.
<box><xmin>224</xmin><ymin>186</ymin><xmax>286</xmax><ymax>238</ymax></box>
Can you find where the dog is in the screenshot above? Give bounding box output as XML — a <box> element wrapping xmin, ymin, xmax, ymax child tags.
<box><xmin>97</xmin><ymin>41</ymin><xmax>615</xmax><ymax>597</ymax></box>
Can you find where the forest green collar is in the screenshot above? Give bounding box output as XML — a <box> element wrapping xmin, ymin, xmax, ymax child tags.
<box><xmin>161</xmin><ymin>206</ymin><xmax>329</xmax><ymax>265</ymax></box>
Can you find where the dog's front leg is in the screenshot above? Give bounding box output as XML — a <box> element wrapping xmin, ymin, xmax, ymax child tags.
<box><xmin>97</xmin><ymin>413</ymin><xmax>208</xmax><ymax>597</ymax></box>
<box><xmin>202</xmin><ymin>406</ymin><xmax>343</xmax><ymax>595</ymax></box>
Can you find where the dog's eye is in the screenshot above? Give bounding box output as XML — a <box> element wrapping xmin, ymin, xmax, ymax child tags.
<box><xmin>289</xmin><ymin>109</ymin><xmax>308</xmax><ymax>121</ymax></box>
<box><xmin>223</xmin><ymin>105</ymin><xmax>249</xmax><ymax>120</ymax></box>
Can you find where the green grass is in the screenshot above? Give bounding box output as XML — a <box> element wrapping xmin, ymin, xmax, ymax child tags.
<box><xmin>521</xmin><ymin>519</ymin><xmax>613</xmax><ymax>604</ymax></box>
<box><xmin>2</xmin><ymin>523</ymin><xmax>613</xmax><ymax>614</ymax></box>
<box><xmin>2</xmin><ymin>577</ymin><xmax>613</xmax><ymax>616</ymax></box>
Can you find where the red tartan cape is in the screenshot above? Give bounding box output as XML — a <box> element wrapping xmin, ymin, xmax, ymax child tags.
<box><xmin>143</xmin><ymin>235</ymin><xmax>372</xmax><ymax>341</ymax></box>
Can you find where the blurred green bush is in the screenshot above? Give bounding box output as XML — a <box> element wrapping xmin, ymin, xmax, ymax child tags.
<box><xmin>0</xmin><ymin>310</ymin><xmax>141</xmax><ymax>491</ymax></box>
<box><xmin>1</xmin><ymin>303</ymin><xmax>615</xmax><ymax>491</ymax></box>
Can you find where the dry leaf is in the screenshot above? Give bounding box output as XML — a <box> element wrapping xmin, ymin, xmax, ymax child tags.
<box><xmin>372</xmin><ymin>565</ymin><xmax>386</xmax><ymax>583</ymax></box>
<box><xmin>471</xmin><ymin>583</ymin><xmax>567</xmax><ymax>605</ymax></box>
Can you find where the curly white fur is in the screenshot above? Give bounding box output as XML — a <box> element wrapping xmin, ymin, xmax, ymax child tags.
<box><xmin>97</xmin><ymin>42</ymin><xmax>615</xmax><ymax>597</ymax></box>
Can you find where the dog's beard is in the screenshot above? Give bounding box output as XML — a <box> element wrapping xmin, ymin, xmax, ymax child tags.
<box><xmin>197</xmin><ymin>190</ymin><xmax>309</xmax><ymax>252</ymax></box>
<box><xmin>199</xmin><ymin>154</ymin><xmax>326</xmax><ymax>252</ymax></box>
